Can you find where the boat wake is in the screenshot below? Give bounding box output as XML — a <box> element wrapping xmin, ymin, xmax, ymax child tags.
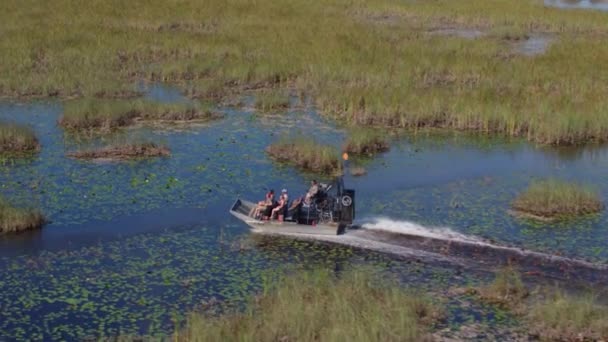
<box><xmin>351</xmin><ymin>217</ymin><xmax>608</xmax><ymax>284</ymax></box>
<box><xmin>361</xmin><ymin>217</ymin><xmax>487</xmax><ymax>245</ymax></box>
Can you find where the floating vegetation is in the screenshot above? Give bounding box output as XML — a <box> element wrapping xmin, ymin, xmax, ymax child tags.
<box><xmin>0</xmin><ymin>223</ymin><xmax>465</xmax><ymax>341</ymax></box>
<box><xmin>529</xmin><ymin>291</ymin><xmax>608</xmax><ymax>341</ymax></box>
<box><xmin>59</xmin><ymin>99</ymin><xmax>221</xmax><ymax>131</ymax></box>
<box><xmin>511</xmin><ymin>179</ymin><xmax>603</xmax><ymax>220</ymax></box>
<box><xmin>67</xmin><ymin>142</ymin><xmax>170</xmax><ymax>160</ymax></box>
<box><xmin>266</xmin><ymin>138</ymin><xmax>341</xmax><ymax>174</ymax></box>
<box><xmin>0</xmin><ymin>122</ymin><xmax>39</xmax><ymax>154</ymax></box>
<box><xmin>343</xmin><ymin>129</ymin><xmax>389</xmax><ymax>156</ymax></box>
<box><xmin>0</xmin><ymin>197</ymin><xmax>45</xmax><ymax>234</ymax></box>
<box><xmin>177</xmin><ymin>268</ymin><xmax>441</xmax><ymax>341</ymax></box>
<box><xmin>254</xmin><ymin>89</ymin><xmax>290</xmax><ymax>113</ymax></box>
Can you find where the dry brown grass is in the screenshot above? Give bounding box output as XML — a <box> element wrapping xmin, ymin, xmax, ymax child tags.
<box><xmin>0</xmin><ymin>122</ymin><xmax>40</xmax><ymax>154</ymax></box>
<box><xmin>59</xmin><ymin>99</ymin><xmax>221</xmax><ymax>131</ymax></box>
<box><xmin>67</xmin><ymin>142</ymin><xmax>170</xmax><ymax>160</ymax></box>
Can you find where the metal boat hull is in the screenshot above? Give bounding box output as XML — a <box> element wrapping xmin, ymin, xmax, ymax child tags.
<box><xmin>230</xmin><ymin>199</ymin><xmax>345</xmax><ymax>236</ymax></box>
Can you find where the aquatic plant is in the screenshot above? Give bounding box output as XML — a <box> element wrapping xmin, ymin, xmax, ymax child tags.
<box><xmin>0</xmin><ymin>122</ymin><xmax>39</xmax><ymax>154</ymax></box>
<box><xmin>528</xmin><ymin>291</ymin><xmax>608</xmax><ymax>341</ymax></box>
<box><xmin>67</xmin><ymin>142</ymin><xmax>170</xmax><ymax>160</ymax></box>
<box><xmin>266</xmin><ymin>138</ymin><xmax>341</xmax><ymax>174</ymax></box>
<box><xmin>343</xmin><ymin>129</ymin><xmax>389</xmax><ymax>155</ymax></box>
<box><xmin>511</xmin><ymin>179</ymin><xmax>603</xmax><ymax>220</ymax></box>
<box><xmin>476</xmin><ymin>267</ymin><xmax>528</xmax><ymax>310</ymax></box>
<box><xmin>59</xmin><ymin>99</ymin><xmax>220</xmax><ymax>131</ymax></box>
<box><xmin>254</xmin><ymin>89</ymin><xmax>290</xmax><ymax>113</ymax></box>
<box><xmin>177</xmin><ymin>268</ymin><xmax>441</xmax><ymax>341</ymax></box>
<box><xmin>0</xmin><ymin>197</ymin><xmax>45</xmax><ymax>234</ymax></box>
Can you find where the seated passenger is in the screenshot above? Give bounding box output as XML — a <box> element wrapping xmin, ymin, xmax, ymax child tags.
<box><xmin>304</xmin><ymin>180</ymin><xmax>319</xmax><ymax>204</ymax></box>
<box><xmin>271</xmin><ymin>189</ymin><xmax>289</xmax><ymax>221</ymax></box>
<box><xmin>250</xmin><ymin>189</ymin><xmax>274</xmax><ymax>219</ymax></box>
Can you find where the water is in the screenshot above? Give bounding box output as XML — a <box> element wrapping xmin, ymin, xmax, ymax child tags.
<box><xmin>1</xmin><ymin>86</ymin><xmax>608</xmax><ymax>340</ymax></box>
<box><xmin>512</xmin><ymin>34</ymin><xmax>554</xmax><ymax>56</ymax></box>
<box><xmin>545</xmin><ymin>0</ymin><xmax>608</xmax><ymax>11</ymax></box>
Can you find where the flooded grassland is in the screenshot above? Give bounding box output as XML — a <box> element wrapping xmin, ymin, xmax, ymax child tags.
<box><xmin>1</xmin><ymin>0</ymin><xmax>608</xmax><ymax>340</ymax></box>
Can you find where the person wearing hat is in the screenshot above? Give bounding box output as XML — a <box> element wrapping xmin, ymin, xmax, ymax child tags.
<box><xmin>271</xmin><ymin>188</ymin><xmax>289</xmax><ymax>221</ymax></box>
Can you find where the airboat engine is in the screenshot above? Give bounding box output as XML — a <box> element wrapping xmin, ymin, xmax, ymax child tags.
<box><xmin>338</xmin><ymin>188</ymin><xmax>355</xmax><ymax>224</ymax></box>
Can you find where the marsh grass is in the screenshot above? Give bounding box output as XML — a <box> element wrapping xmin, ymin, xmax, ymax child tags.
<box><xmin>343</xmin><ymin>129</ymin><xmax>390</xmax><ymax>155</ymax></box>
<box><xmin>67</xmin><ymin>142</ymin><xmax>170</xmax><ymax>160</ymax></box>
<box><xmin>266</xmin><ymin>138</ymin><xmax>341</xmax><ymax>174</ymax></box>
<box><xmin>176</xmin><ymin>268</ymin><xmax>440</xmax><ymax>342</ymax></box>
<box><xmin>0</xmin><ymin>197</ymin><xmax>45</xmax><ymax>234</ymax></box>
<box><xmin>59</xmin><ymin>99</ymin><xmax>220</xmax><ymax>131</ymax></box>
<box><xmin>511</xmin><ymin>179</ymin><xmax>603</xmax><ymax>219</ymax></box>
<box><xmin>4</xmin><ymin>0</ymin><xmax>608</xmax><ymax>144</ymax></box>
<box><xmin>529</xmin><ymin>291</ymin><xmax>608</xmax><ymax>341</ymax></box>
<box><xmin>254</xmin><ymin>89</ymin><xmax>290</xmax><ymax>113</ymax></box>
<box><xmin>476</xmin><ymin>267</ymin><xmax>528</xmax><ymax>311</ymax></box>
<box><xmin>0</xmin><ymin>122</ymin><xmax>40</xmax><ymax>154</ymax></box>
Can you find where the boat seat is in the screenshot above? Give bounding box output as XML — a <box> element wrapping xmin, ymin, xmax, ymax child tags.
<box><xmin>285</xmin><ymin>199</ymin><xmax>302</xmax><ymax>222</ymax></box>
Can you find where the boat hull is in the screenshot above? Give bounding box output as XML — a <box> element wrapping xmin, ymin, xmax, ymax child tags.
<box><xmin>230</xmin><ymin>199</ymin><xmax>345</xmax><ymax>236</ymax></box>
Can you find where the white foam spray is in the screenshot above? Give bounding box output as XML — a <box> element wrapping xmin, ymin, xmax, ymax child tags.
<box><xmin>358</xmin><ymin>217</ymin><xmax>608</xmax><ymax>271</ymax></box>
<box><xmin>361</xmin><ymin>217</ymin><xmax>488</xmax><ymax>245</ymax></box>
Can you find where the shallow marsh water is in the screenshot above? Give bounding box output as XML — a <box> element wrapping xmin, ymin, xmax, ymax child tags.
<box><xmin>0</xmin><ymin>86</ymin><xmax>607</xmax><ymax>339</ymax></box>
<box><xmin>511</xmin><ymin>34</ymin><xmax>554</xmax><ymax>56</ymax></box>
<box><xmin>545</xmin><ymin>0</ymin><xmax>608</xmax><ymax>11</ymax></box>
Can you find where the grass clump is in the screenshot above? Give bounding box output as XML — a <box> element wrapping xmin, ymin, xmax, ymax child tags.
<box><xmin>59</xmin><ymin>99</ymin><xmax>220</xmax><ymax>131</ymax></box>
<box><xmin>254</xmin><ymin>90</ymin><xmax>290</xmax><ymax>113</ymax></box>
<box><xmin>343</xmin><ymin>129</ymin><xmax>390</xmax><ymax>156</ymax></box>
<box><xmin>529</xmin><ymin>291</ymin><xmax>608</xmax><ymax>341</ymax></box>
<box><xmin>177</xmin><ymin>268</ymin><xmax>440</xmax><ymax>342</ymax></box>
<box><xmin>266</xmin><ymin>138</ymin><xmax>341</xmax><ymax>174</ymax></box>
<box><xmin>476</xmin><ymin>267</ymin><xmax>529</xmax><ymax>310</ymax></box>
<box><xmin>67</xmin><ymin>142</ymin><xmax>170</xmax><ymax>160</ymax></box>
<box><xmin>511</xmin><ymin>179</ymin><xmax>603</xmax><ymax>220</ymax></box>
<box><xmin>0</xmin><ymin>122</ymin><xmax>40</xmax><ymax>154</ymax></box>
<box><xmin>0</xmin><ymin>197</ymin><xmax>45</xmax><ymax>234</ymax></box>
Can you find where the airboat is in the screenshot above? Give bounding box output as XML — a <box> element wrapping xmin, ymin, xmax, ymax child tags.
<box><xmin>229</xmin><ymin>177</ymin><xmax>356</xmax><ymax>236</ymax></box>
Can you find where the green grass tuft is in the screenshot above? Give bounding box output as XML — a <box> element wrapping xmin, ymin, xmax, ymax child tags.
<box><xmin>266</xmin><ymin>138</ymin><xmax>341</xmax><ymax>174</ymax></box>
<box><xmin>529</xmin><ymin>291</ymin><xmax>608</xmax><ymax>341</ymax></box>
<box><xmin>512</xmin><ymin>179</ymin><xmax>603</xmax><ymax>219</ymax></box>
<box><xmin>343</xmin><ymin>128</ymin><xmax>390</xmax><ymax>155</ymax></box>
<box><xmin>254</xmin><ymin>89</ymin><xmax>290</xmax><ymax>113</ymax></box>
<box><xmin>0</xmin><ymin>197</ymin><xmax>45</xmax><ymax>234</ymax></box>
<box><xmin>477</xmin><ymin>266</ymin><xmax>528</xmax><ymax>310</ymax></box>
<box><xmin>0</xmin><ymin>122</ymin><xmax>40</xmax><ymax>154</ymax></box>
<box><xmin>177</xmin><ymin>268</ymin><xmax>441</xmax><ymax>342</ymax></box>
